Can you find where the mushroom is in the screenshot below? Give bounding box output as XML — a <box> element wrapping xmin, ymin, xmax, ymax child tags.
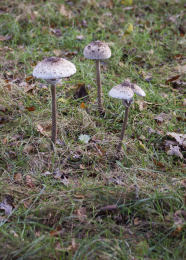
<box><xmin>109</xmin><ymin>79</ymin><xmax>146</xmax><ymax>152</ymax></box>
<box><xmin>33</xmin><ymin>57</ymin><xmax>76</xmax><ymax>146</ymax></box>
<box><xmin>83</xmin><ymin>41</ymin><xmax>111</xmax><ymax>115</ymax></box>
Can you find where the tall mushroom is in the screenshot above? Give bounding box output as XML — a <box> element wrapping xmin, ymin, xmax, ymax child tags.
<box><xmin>33</xmin><ymin>57</ymin><xmax>76</xmax><ymax>146</ymax></box>
<box><xmin>83</xmin><ymin>41</ymin><xmax>111</xmax><ymax>115</ymax></box>
<box><xmin>109</xmin><ymin>79</ymin><xmax>146</xmax><ymax>152</ymax></box>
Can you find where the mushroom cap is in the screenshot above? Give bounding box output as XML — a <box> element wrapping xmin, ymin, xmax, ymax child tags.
<box><xmin>109</xmin><ymin>83</ymin><xmax>134</xmax><ymax>100</ymax></box>
<box><xmin>124</xmin><ymin>79</ymin><xmax>146</xmax><ymax>97</ymax></box>
<box><xmin>33</xmin><ymin>57</ymin><xmax>76</xmax><ymax>80</ymax></box>
<box><xmin>83</xmin><ymin>41</ymin><xmax>111</xmax><ymax>60</ymax></box>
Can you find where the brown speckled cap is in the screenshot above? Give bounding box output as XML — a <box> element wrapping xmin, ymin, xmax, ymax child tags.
<box><xmin>109</xmin><ymin>79</ymin><xmax>146</xmax><ymax>100</ymax></box>
<box><xmin>33</xmin><ymin>57</ymin><xmax>76</xmax><ymax>80</ymax></box>
<box><xmin>109</xmin><ymin>83</ymin><xmax>134</xmax><ymax>100</ymax></box>
<box><xmin>83</xmin><ymin>41</ymin><xmax>111</xmax><ymax>60</ymax></box>
<box><xmin>123</xmin><ymin>79</ymin><xmax>146</xmax><ymax>97</ymax></box>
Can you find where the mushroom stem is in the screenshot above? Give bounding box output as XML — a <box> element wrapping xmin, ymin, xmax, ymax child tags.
<box><xmin>51</xmin><ymin>84</ymin><xmax>57</xmax><ymax>145</ymax></box>
<box><xmin>96</xmin><ymin>60</ymin><xmax>103</xmax><ymax>114</ymax></box>
<box><xmin>117</xmin><ymin>100</ymin><xmax>131</xmax><ymax>152</ymax></box>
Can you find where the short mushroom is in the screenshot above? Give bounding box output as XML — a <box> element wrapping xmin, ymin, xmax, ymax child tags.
<box><xmin>109</xmin><ymin>79</ymin><xmax>146</xmax><ymax>152</ymax></box>
<box><xmin>33</xmin><ymin>57</ymin><xmax>76</xmax><ymax>146</ymax></box>
<box><xmin>83</xmin><ymin>40</ymin><xmax>111</xmax><ymax>115</ymax></box>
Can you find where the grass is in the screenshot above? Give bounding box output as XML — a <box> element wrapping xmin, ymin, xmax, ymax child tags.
<box><xmin>0</xmin><ymin>0</ymin><xmax>185</xmax><ymax>259</ymax></box>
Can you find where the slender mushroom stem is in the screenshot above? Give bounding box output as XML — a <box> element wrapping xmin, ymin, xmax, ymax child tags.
<box><xmin>95</xmin><ymin>60</ymin><xmax>104</xmax><ymax>115</ymax></box>
<box><xmin>117</xmin><ymin>100</ymin><xmax>132</xmax><ymax>152</ymax></box>
<box><xmin>51</xmin><ymin>84</ymin><xmax>57</xmax><ymax>145</ymax></box>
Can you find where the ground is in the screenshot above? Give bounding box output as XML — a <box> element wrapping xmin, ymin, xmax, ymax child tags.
<box><xmin>0</xmin><ymin>0</ymin><xmax>185</xmax><ymax>259</ymax></box>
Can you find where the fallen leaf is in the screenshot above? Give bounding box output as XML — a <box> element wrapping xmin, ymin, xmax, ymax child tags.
<box><xmin>67</xmin><ymin>238</ymin><xmax>78</xmax><ymax>253</ymax></box>
<box><xmin>53</xmin><ymin>169</ymin><xmax>70</xmax><ymax>186</ymax></box>
<box><xmin>50</xmin><ymin>28</ymin><xmax>62</xmax><ymax>37</ymax></box>
<box><xmin>25</xmin><ymin>175</ymin><xmax>35</xmax><ymax>188</ymax></box>
<box><xmin>172</xmin><ymin>210</ymin><xmax>186</xmax><ymax>236</ymax></box>
<box><xmin>125</xmin><ymin>23</ymin><xmax>133</xmax><ymax>34</ymax></box>
<box><xmin>24</xmin><ymin>84</ymin><xmax>36</xmax><ymax>93</ymax></box>
<box><xmin>10</xmin><ymin>230</ymin><xmax>19</xmax><ymax>238</ymax></box>
<box><xmin>0</xmin><ymin>195</ymin><xmax>14</xmax><ymax>215</ymax></box>
<box><xmin>0</xmin><ymin>35</ymin><xmax>12</xmax><ymax>41</ymax></box>
<box><xmin>167</xmin><ymin>132</ymin><xmax>186</xmax><ymax>147</ymax></box>
<box><xmin>59</xmin><ymin>4</ymin><xmax>72</xmax><ymax>19</ymax></box>
<box><xmin>76</xmin><ymin>207</ymin><xmax>87</xmax><ymax>222</ymax></box>
<box><xmin>50</xmin><ymin>227</ymin><xmax>63</xmax><ymax>237</ymax></box>
<box><xmin>53</xmin><ymin>49</ymin><xmax>62</xmax><ymax>56</ymax></box>
<box><xmin>23</xmin><ymin>144</ymin><xmax>34</xmax><ymax>153</ymax></box>
<box><xmin>176</xmin><ymin>64</ymin><xmax>186</xmax><ymax>74</ymax></box>
<box><xmin>36</xmin><ymin>124</ymin><xmax>50</xmax><ymax>137</ymax></box>
<box><xmin>14</xmin><ymin>173</ymin><xmax>23</xmax><ymax>183</ymax></box>
<box><xmin>165</xmin><ymin>75</ymin><xmax>180</xmax><ymax>83</ymax></box>
<box><xmin>25</xmin><ymin>76</ymin><xmax>34</xmax><ymax>83</ymax></box>
<box><xmin>25</xmin><ymin>106</ymin><xmax>35</xmax><ymax>111</ymax></box>
<box><xmin>138</xmin><ymin>141</ymin><xmax>147</xmax><ymax>151</ymax></box>
<box><xmin>154</xmin><ymin>112</ymin><xmax>172</xmax><ymax>123</ymax></box>
<box><xmin>74</xmin><ymin>194</ymin><xmax>85</xmax><ymax>199</ymax></box>
<box><xmin>153</xmin><ymin>159</ymin><xmax>165</xmax><ymax>169</ymax></box>
<box><xmin>136</xmin><ymin>100</ymin><xmax>147</xmax><ymax>111</ymax></box>
<box><xmin>167</xmin><ymin>145</ymin><xmax>183</xmax><ymax>159</ymax></box>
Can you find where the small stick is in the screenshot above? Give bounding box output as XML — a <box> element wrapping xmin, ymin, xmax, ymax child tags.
<box><xmin>51</xmin><ymin>84</ymin><xmax>57</xmax><ymax>145</ymax></box>
<box><xmin>96</xmin><ymin>60</ymin><xmax>104</xmax><ymax>115</ymax></box>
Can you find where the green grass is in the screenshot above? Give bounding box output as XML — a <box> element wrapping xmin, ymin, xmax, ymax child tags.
<box><xmin>0</xmin><ymin>0</ymin><xmax>185</xmax><ymax>259</ymax></box>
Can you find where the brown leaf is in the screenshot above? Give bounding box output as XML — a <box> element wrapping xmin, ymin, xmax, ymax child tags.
<box><xmin>23</xmin><ymin>144</ymin><xmax>34</xmax><ymax>154</ymax></box>
<box><xmin>4</xmin><ymin>84</ymin><xmax>12</xmax><ymax>91</ymax></box>
<box><xmin>24</xmin><ymin>85</ymin><xmax>36</xmax><ymax>93</ymax></box>
<box><xmin>165</xmin><ymin>75</ymin><xmax>180</xmax><ymax>84</ymax></box>
<box><xmin>59</xmin><ymin>4</ymin><xmax>73</xmax><ymax>18</ymax></box>
<box><xmin>25</xmin><ymin>76</ymin><xmax>34</xmax><ymax>83</ymax></box>
<box><xmin>50</xmin><ymin>226</ymin><xmax>63</xmax><ymax>237</ymax></box>
<box><xmin>0</xmin><ymin>35</ymin><xmax>12</xmax><ymax>41</ymax></box>
<box><xmin>53</xmin><ymin>49</ymin><xmax>62</xmax><ymax>56</ymax></box>
<box><xmin>136</xmin><ymin>100</ymin><xmax>147</xmax><ymax>111</ymax></box>
<box><xmin>25</xmin><ymin>106</ymin><xmax>35</xmax><ymax>111</ymax></box>
<box><xmin>14</xmin><ymin>173</ymin><xmax>23</xmax><ymax>183</ymax></box>
<box><xmin>25</xmin><ymin>175</ymin><xmax>35</xmax><ymax>188</ymax></box>
<box><xmin>76</xmin><ymin>207</ymin><xmax>87</xmax><ymax>222</ymax></box>
<box><xmin>74</xmin><ymin>194</ymin><xmax>85</xmax><ymax>199</ymax></box>
<box><xmin>153</xmin><ymin>159</ymin><xmax>165</xmax><ymax>169</ymax></box>
<box><xmin>36</xmin><ymin>124</ymin><xmax>50</xmax><ymax>137</ymax></box>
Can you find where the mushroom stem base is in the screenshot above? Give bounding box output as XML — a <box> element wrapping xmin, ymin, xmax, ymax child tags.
<box><xmin>51</xmin><ymin>84</ymin><xmax>57</xmax><ymax>145</ymax></box>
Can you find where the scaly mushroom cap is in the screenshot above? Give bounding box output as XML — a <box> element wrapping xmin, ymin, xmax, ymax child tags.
<box><xmin>109</xmin><ymin>82</ymin><xmax>134</xmax><ymax>100</ymax></box>
<box><xmin>83</xmin><ymin>41</ymin><xmax>111</xmax><ymax>60</ymax></box>
<box><xmin>123</xmin><ymin>79</ymin><xmax>146</xmax><ymax>97</ymax></box>
<box><xmin>33</xmin><ymin>57</ymin><xmax>76</xmax><ymax>80</ymax></box>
